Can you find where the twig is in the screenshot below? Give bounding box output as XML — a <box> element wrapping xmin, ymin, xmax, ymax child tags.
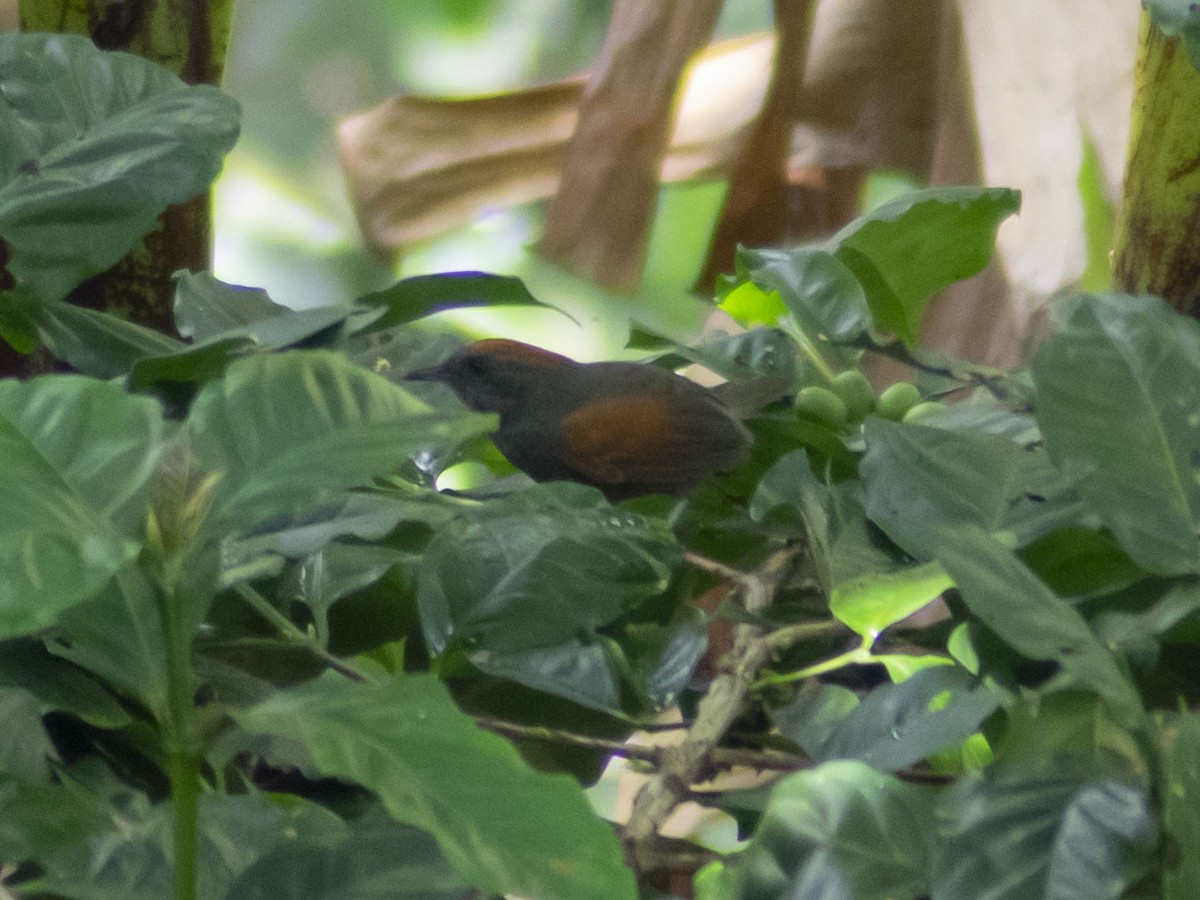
<box><xmin>476</xmin><ymin>717</ymin><xmax>814</xmax><ymax>773</ymax></box>
<box><xmin>622</xmin><ymin>546</ymin><xmax>802</xmax><ymax>874</ymax></box>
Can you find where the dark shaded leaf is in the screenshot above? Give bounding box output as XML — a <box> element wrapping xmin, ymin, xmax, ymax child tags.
<box><xmin>235</xmin><ymin>673</ymin><xmax>636</xmax><ymax>899</ymax></box>
<box><xmin>1033</xmin><ymin>293</ymin><xmax>1200</xmax><ymax>575</ymax></box>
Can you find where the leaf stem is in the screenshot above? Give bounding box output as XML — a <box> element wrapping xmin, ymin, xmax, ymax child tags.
<box><xmin>234</xmin><ymin>584</ymin><xmax>369</xmax><ymax>682</ymax></box>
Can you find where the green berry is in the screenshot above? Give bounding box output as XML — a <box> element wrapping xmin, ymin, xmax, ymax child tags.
<box><xmin>875</xmin><ymin>381</ymin><xmax>921</xmax><ymax>420</ymax></box>
<box><xmin>796</xmin><ymin>386</ymin><xmax>849</xmax><ymax>428</ymax></box>
<box><xmin>830</xmin><ymin>370</ymin><xmax>875</xmax><ymax>421</ymax></box>
<box><xmin>902</xmin><ymin>401</ymin><xmax>945</xmax><ymax>424</ymax></box>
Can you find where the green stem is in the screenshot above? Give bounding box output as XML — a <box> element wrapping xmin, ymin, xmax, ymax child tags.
<box><xmin>782</xmin><ymin>318</ymin><xmax>838</xmax><ymax>383</ymax></box>
<box><xmin>234</xmin><ymin>584</ymin><xmax>369</xmax><ymax>682</ymax></box>
<box><xmin>751</xmin><ymin>644</ymin><xmax>871</xmax><ymax>691</ymax></box>
<box><xmin>157</xmin><ymin>581</ymin><xmax>201</xmax><ymax>900</ymax></box>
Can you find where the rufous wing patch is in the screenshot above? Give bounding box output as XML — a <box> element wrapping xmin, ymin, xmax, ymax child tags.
<box><xmin>561</xmin><ymin>391</ymin><xmax>748</xmax><ymax>493</ymax></box>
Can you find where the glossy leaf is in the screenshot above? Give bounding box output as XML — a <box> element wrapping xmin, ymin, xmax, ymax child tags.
<box><xmin>355</xmin><ymin>271</ymin><xmax>553</xmax><ymax>331</ymax></box>
<box><xmin>737</xmin><ymin>246</ymin><xmax>872</xmax><ymax>342</ymax></box>
<box><xmin>831</xmin><ymin>561</ymin><xmax>953</xmax><ymax>638</ymax></box>
<box><xmin>186</xmin><ymin>350</ymin><xmax>494</xmax><ymax>538</ymax></box>
<box><xmin>936</xmin><ymin>527</ymin><xmax>1143</xmax><ymax>726</ymax></box>
<box><xmin>0</xmin><ymin>377</ymin><xmax>162</xmax><ymax>637</ymax></box>
<box><xmin>417</xmin><ymin>483</ymin><xmax>678</xmax><ymax>655</ymax></box>
<box><xmin>729</xmin><ymin>760</ymin><xmax>935</xmax><ymax>899</ymax></box>
<box><xmin>1033</xmin><ymin>293</ymin><xmax>1200</xmax><ymax>574</ymax></box>
<box><xmin>173</xmin><ymin>271</ymin><xmax>290</xmax><ymax>341</ymax></box>
<box><xmin>235</xmin><ymin>673</ymin><xmax>636</xmax><ymax>900</ymax></box>
<box><xmin>934</xmin><ymin>768</ymin><xmax>1154</xmax><ymax>900</ymax></box>
<box><xmin>820</xmin><ymin>665</ymin><xmax>999</xmax><ymax>772</ymax></box>
<box><xmin>862</xmin><ymin>418</ymin><xmax>1028</xmax><ymax>560</ymax></box>
<box><xmin>0</xmin><ymin>770</ymin><xmax>109</xmax><ymax>866</ymax></box>
<box><xmin>32</xmin><ymin>298</ymin><xmax>184</xmax><ymax>379</ymax></box>
<box><xmin>0</xmin><ymin>33</ymin><xmax>240</xmax><ymax>303</ymax></box>
<box><xmin>828</xmin><ymin>186</ymin><xmax>1020</xmax><ymax>345</ymax></box>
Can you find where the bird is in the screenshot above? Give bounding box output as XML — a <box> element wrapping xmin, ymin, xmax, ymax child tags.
<box><xmin>405</xmin><ymin>338</ymin><xmax>764</xmax><ymax>501</ymax></box>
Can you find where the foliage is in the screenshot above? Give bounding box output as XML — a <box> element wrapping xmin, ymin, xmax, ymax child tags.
<box><xmin>1</xmin><ymin>31</ymin><xmax>1199</xmax><ymax>900</ymax></box>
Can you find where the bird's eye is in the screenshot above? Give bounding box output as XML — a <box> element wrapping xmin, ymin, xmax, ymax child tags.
<box><xmin>464</xmin><ymin>354</ymin><xmax>490</xmax><ymax>375</ymax></box>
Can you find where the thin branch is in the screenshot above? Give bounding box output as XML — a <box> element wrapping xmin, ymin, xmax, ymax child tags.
<box><xmin>623</xmin><ymin>546</ymin><xmax>803</xmax><ymax>874</ymax></box>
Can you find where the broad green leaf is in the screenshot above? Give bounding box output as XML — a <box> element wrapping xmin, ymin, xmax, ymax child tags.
<box><xmin>737</xmin><ymin>246</ymin><xmax>872</xmax><ymax>342</ymax></box>
<box><xmin>819</xmin><ymin>665</ymin><xmax>1000</xmax><ymax>772</ymax></box>
<box><xmin>235</xmin><ymin>673</ymin><xmax>637</xmax><ymax>900</ymax></box>
<box><xmin>934</xmin><ymin>768</ymin><xmax>1154</xmax><ymax>900</ymax></box>
<box><xmin>1155</xmin><ymin>711</ymin><xmax>1200</xmax><ymax>899</ymax></box>
<box><xmin>1045</xmin><ymin>781</ymin><xmax>1157</xmax><ymax>899</ymax></box>
<box><xmin>0</xmin><ymin>770</ymin><xmax>109</xmax><ymax>866</ymax></box>
<box><xmin>173</xmin><ymin>271</ymin><xmax>290</xmax><ymax>341</ymax></box>
<box><xmin>1145</xmin><ymin>0</ymin><xmax>1200</xmax><ymax>70</ymax></box>
<box><xmin>0</xmin><ymin>33</ymin><xmax>240</xmax><ymax>303</ymax></box>
<box><xmin>186</xmin><ymin>350</ymin><xmax>494</xmax><ymax>537</ymax></box>
<box><xmin>225</xmin><ymin>808</ymin><xmax>468</xmax><ymax>899</ymax></box>
<box><xmin>0</xmin><ymin>377</ymin><xmax>162</xmax><ymax>637</ymax></box>
<box><xmin>770</xmin><ymin>681</ymin><xmax>860</xmax><ymax>759</ymax></box>
<box><xmin>470</xmin><ymin>640</ymin><xmax>622</xmax><ymax>713</ymax></box>
<box><xmin>34</xmin><ymin>792</ymin><xmax>352</xmax><ymax>900</ymax></box>
<box><xmin>47</xmin><ymin>567</ymin><xmax>169</xmax><ymax>718</ymax></box>
<box><xmin>355</xmin><ymin>271</ymin><xmax>553</xmax><ymax>331</ymax></box>
<box><xmin>1033</xmin><ymin>293</ymin><xmax>1200</xmax><ymax>575</ymax></box>
<box><xmin>862</xmin><ymin>418</ymin><xmax>1027</xmax><ymax>560</ymax></box>
<box><xmin>827</xmin><ymin>186</ymin><xmax>1020</xmax><ymax>345</ymax></box>
<box><xmin>831</xmin><ymin>561</ymin><xmax>953</xmax><ymax>638</ymax></box>
<box><xmin>32</xmin><ymin>298</ymin><xmax>184</xmax><ymax>379</ymax></box>
<box><xmin>132</xmin><ymin>302</ymin><xmax>379</xmax><ymax>392</ymax></box>
<box><xmin>0</xmin><ymin>639</ymin><xmax>130</xmax><ymax>730</ymax></box>
<box><xmin>935</xmin><ymin>527</ymin><xmax>1143</xmax><ymax>727</ymax></box>
<box><xmin>417</xmin><ymin>483</ymin><xmax>678</xmax><ymax>655</ymax></box>
<box><xmin>728</xmin><ymin>760</ymin><xmax>934</xmax><ymax>899</ymax></box>
<box><xmin>1017</xmin><ymin>525</ymin><xmax>1145</xmax><ymax>597</ymax></box>
<box><xmin>752</xmin><ymin>450</ymin><xmax>899</xmax><ymax>593</ymax></box>
<box><xmin>995</xmin><ymin>693</ymin><xmax>1146</xmax><ymax>780</ymax></box>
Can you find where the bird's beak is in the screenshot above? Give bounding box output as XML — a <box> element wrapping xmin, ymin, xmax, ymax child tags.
<box><xmin>403</xmin><ymin>362</ymin><xmax>448</xmax><ymax>383</ymax></box>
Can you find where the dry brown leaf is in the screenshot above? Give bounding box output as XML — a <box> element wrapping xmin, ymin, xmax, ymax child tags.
<box><xmin>337</xmin><ymin>34</ymin><xmax>774</xmax><ymax>256</ymax></box>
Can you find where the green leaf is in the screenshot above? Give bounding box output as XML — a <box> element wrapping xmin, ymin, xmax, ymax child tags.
<box><xmin>770</xmin><ymin>681</ymin><xmax>860</xmax><ymax>759</ymax></box>
<box><xmin>831</xmin><ymin>561</ymin><xmax>953</xmax><ymax>638</ymax></box>
<box><xmin>1145</xmin><ymin>0</ymin><xmax>1200</xmax><ymax>71</ymax></box>
<box><xmin>235</xmin><ymin>673</ymin><xmax>637</xmax><ymax>900</ymax></box>
<box><xmin>1018</xmin><ymin>525</ymin><xmax>1146</xmax><ymax>597</ymax></box>
<box><xmin>729</xmin><ymin>760</ymin><xmax>935</xmax><ymax>899</ymax></box>
<box><xmin>32</xmin><ymin>298</ymin><xmax>184</xmax><ymax>379</ymax></box>
<box><xmin>0</xmin><ymin>770</ymin><xmax>110</xmax><ymax>866</ymax></box>
<box><xmin>752</xmin><ymin>450</ymin><xmax>900</xmax><ymax>593</ymax></box>
<box><xmin>934</xmin><ymin>768</ymin><xmax>1154</xmax><ymax>900</ymax></box>
<box><xmin>1033</xmin><ymin>293</ymin><xmax>1200</xmax><ymax>575</ymax></box>
<box><xmin>356</xmin><ymin>271</ymin><xmax>554</xmax><ymax>331</ymax></box>
<box><xmin>827</xmin><ymin>186</ymin><xmax>1020</xmax><ymax>345</ymax></box>
<box><xmin>470</xmin><ymin>640</ymin><xmax>623</xmax><ymax>713</ymax></box>
<box><xmin>417</xmin><ymin>483</ymin><xmax>678</xmax><ymax>655</ymax></box>
<box><xmin>936</xmin><ymin>527</ymin><xmax>1143</xmax><ymax>727</ymax></box>
<box><xmin>225</xmin><ymin>808</ymin><xmax>469</xmax><ymax>899</ymax></box>
<box><xmin>862</xmin><ymin>418</ymin><xmax>1027</xmax><ymax>560</ymax></box>
<box><xmin>0</xmin><ymin>33</ymin><xmax>240</xmax><ymax>303</ymax></box>
<box><xmin>186</xmin><ymin>350</ymin><xmax>494</xmax><ymax>537</ymax></box>
<box><xmin>1155</xmin><ymin>711</ymin><xmax>1200</xmax><ymax>899</ymax></box>
<box><xmin>0</xmin><ymin>638</ymin><xmax>130</xmax><ymax>729</ymax></box>
<box><xmin>737</xmin><ymin>246</ymin><xmax>872</xmax><ymax>342</ymax></box>
<box><xmin>46</xmin><ymin>567</ymin><xmax>169</xmax><ymax>717</ymax></box>
<box><xmin>0</xmin><ymin>376</ymin><xmax>162</xmax><ymax>637</ymax></box>
<box><xmin>819</xmin><ymin>665</ymin><xmax>1000</xmax><ymax>772</ymax></box>
<box><xmin>173</xmin><ymin>271</ymin><xmax>290</xmax><ymax>341</ymax></box>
